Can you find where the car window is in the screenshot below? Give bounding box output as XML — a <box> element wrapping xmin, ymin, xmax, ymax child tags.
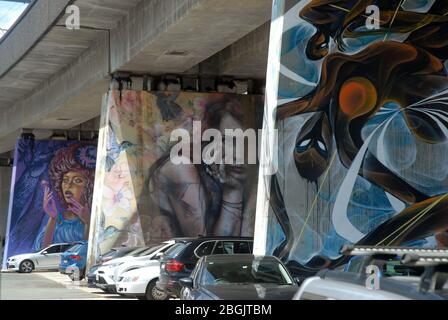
<box><xmin>164</xmin><ymin>243</ymin><xmax>188</xmax><ymax>259</ymax></box>
<box><xmin>212</xmin><ymin>241</ymin><xmax>251</xmax><ymax>255</ymax></box>
<box><xmin>195</xmin><ymin>241</ymin><xmax>216</xmax><ymax>258</ymax></box>
<box><xmin>61</xmin><ymin>244</ymin><xmax>73</xmax><ymax>252</ymax></box>
<box><xmin>200</xmin><ymin>259</ymin><xmax>293</xmax><ymax>286</ymax></box>
<box><xmin>45</xmin><ymin>245</ymin><xmax>61</xmax><ymax>254</ymax></box>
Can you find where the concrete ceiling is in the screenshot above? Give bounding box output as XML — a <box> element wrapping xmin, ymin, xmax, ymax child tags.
<box><xmin>0</xmin><ymin>0</ymin><xmax>271</xmax><ymax>153</ymax></box>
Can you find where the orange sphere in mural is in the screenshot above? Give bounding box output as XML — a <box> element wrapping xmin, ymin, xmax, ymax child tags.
<box><xmin>339</xmin><ymin>77</ymin><xmax>377</xmax><ymax>116</ymax></box>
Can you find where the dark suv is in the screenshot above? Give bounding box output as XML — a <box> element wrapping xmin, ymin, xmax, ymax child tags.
<box><xmin>156</xmin><ymin>236</ymin><xmax>253</xmax><ymax>298</ymax></box>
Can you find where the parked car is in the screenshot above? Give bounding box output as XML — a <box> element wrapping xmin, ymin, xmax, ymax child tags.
<box><xmin>87</xmin><ymin>246</ymin><xmax>140</xmax><ymax>287</ymax></box>
<box><xmin>112</xmin><ymin>241</ymin><xmax>175</xmax><ymax>285</ymax></box>
<box><xmin>293</xmin><ymin>245</ymin><xmax>448</xmax><ymax>300</ymax></box>
<box><xmin>156</xmin><ymin>236</ymin><xmax>253</xmax><ymax>298</ymax></box>
<box><xmin>59</xmin><ymin>241</ymin><xmax>88</xmax><ymax>280</ymax></box>
<box><xmin>293</xmin><ymin>269</ymin><xmax>444</xmax><ymax>300</ymax></box>
<box><xmin>96</xmin><ymin>243</ymin><xmax>174</xmax><ymax>293</ymax></box>
<box><xmin>95</xmin><ymin>246</ymin><xmax>150</xmax><ymax>292</ymax></box>
<box><xmin>179</xmin><ymin>254</ymin><xmax>299</xmax><ymax>300</ymax></box>
<box><xmin>6</xmin><ymin>243</ymin><xmax>78</xmax><ymax>273</ymax></box>
<box><xmin>117</xmin><ymin>264</ymin><xmax>167</xmax><ymax>300</ymax></box>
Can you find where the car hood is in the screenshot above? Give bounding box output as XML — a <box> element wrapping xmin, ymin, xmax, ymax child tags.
<box><xmin>203</xmin><ymin>284</ymin><xmax>298</xmax><ymax>300</ymax></box>
<box><xmin>115</xmin><ymin>260</ymin><xmax>160</xmax><ymax>276</ymax></box>
<box><xmin>120</xmin><ymin>265</ymin><xmax>161</xmax><ymax>279</ymax></box>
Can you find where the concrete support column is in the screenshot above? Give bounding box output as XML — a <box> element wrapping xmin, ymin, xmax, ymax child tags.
<box><xmin>0</xmin><ymin>167</ymin><xmax>12</xmax><ymax>266</ymax></box>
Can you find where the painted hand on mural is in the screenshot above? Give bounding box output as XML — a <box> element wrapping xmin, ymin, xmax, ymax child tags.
<box><xmin>139</xmin><ymin>96</ymin><xmax>260</xmax><ymax>243</ymax></box>
<box><xmin>41</xmin><ymin>181</ymin><xmax>58</xmax><ymax>219</ymax></box>
<box><xmin>67</xmin><ymin>198</ymin><xmax>91</xmax><ymax>225</ymax></box>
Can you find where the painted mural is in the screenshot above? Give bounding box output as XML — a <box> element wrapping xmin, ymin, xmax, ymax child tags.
<box><xmin>89</xmin><ymin>90</ymin><xmax>263</xmax><ymax>262</ymax></box>
<box><xmin>262</xmin><ymin>0</ymin><xmax>448</xmax><ymax>276</ymax></box>
<box><xmin>3</xmin><ymin>140</ymin><xmax>97</xmax><ymax>266</ymax></box>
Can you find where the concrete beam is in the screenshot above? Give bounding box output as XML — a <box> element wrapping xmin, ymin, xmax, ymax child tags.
<box><xmin>0</xmin><ymin>0</ymin><xmax>71</xmax><ymax>78</ymax></box>
<box><xmin>198</xmin><ymin>22</ymin><xmax>270</xmax><ymax>79</ymax></box>
<box><xmin>111</xmin><ymin>0</ymin><xmax>272</xmax><ymax>74</ymax></box>
<box><xmin>0</xmin><ymin>34</ymin><xmax>110</xmax><ymax>153</ymax></box>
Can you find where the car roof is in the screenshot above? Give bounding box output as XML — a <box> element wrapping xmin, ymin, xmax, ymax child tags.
<box><xmin>313</xmin><ymin>270</ymin><xmax>444</xmax><ymax>300</ymax></box>
<box><xmin>203</xmin><ymin>254</ymin><xmax>279</xmax><ymax>263</ymax></box>
<box><xmin>48</xmin><ymin>242</ymin><xmax>75</xmax><ymax>246</ymax></box>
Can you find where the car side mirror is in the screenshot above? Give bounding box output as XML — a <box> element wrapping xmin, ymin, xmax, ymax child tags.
<box><xmin>42</xmin><ymin>251</ymin><xmax>48</xmax><ymax>255</ymax></box>
<box><xmin>179</xmin><ymin>277</ymin><xmax>194</xmax><ymax>289</ymax></box>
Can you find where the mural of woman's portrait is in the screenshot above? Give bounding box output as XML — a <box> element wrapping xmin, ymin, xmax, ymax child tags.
<box><xmin>142</xmin><ymin>98</ymin><xmax>259</xmax><ymax>243</ymax></box>
<box><xmin>35</xmin><ymin>144</ymin><xmax>96</xmax><ymax>250</ymax></box>
<box><xmin>89</xmin><ymin>91</ymin><xmax>263</xmax><ymax>262</ymax></box>
<box><xmin>3</xmin><ymin>141</ymin><xmax>97</xmax><ymax>262</ymax></box>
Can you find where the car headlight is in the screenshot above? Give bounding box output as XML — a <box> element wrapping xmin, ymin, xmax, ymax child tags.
<box><xmin>9</xmin><ymin>258</ymin><xmax>16</xmax><ymax>262</ymax></box>
<box><xmin>124</xmin><ymin>276</ymin><xmax>139</xmax><ymax>282</ymax></box>
<box><xmin>108</xmin><ymin>262</ymin><xmax>123</xmax><ymax>269</ymax></box>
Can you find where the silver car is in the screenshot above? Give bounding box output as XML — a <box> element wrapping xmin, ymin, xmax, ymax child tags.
<box><xmin>6</xmin><ymin>243</ymin><xmax>75</xmax><ymax>273</ymax></box>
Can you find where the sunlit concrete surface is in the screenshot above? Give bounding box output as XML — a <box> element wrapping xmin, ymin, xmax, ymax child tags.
<box><xmin>0</xmin><ymin>271</ymin><xmax>135</xmax><ymax>300</ymax></box>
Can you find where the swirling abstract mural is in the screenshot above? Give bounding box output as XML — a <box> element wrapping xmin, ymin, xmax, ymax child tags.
<box><xmin>263</xmin><ymin>0</ymin><xmax>448</xmax><ymax>276</ymax></box>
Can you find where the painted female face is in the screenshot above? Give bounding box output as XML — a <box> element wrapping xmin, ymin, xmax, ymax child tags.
<box><xmin>219</xmin><ymin>112</ymin><xmax>248</xmax><ymax>181</ymax></box>
<box><xmin>62</xmin><ymin>171</ymin><xmax>87</xmax><ymax>204</ymax></box>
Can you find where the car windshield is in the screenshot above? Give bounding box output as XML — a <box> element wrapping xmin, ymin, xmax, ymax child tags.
<box><xmin>128</xmin><ymin>247</ymin><xmax>149</xmax><ymax>257</ymax></box>
<box><xmin>140</xmin><ymin>244</ymin><xmax>163</xmax><ymax>256</ymax></box>
<box><xmin>201</xmin><ymin>259</ymin><xmax>293</xmax><ymax>286</ymax></box>
<box><xmin>101</xmin><ymin>249</ymin><xmax>118</xmax><ymax>259</ymax></box>
<box><xmin>67</xmin><ymin>244</ymin><xmax>83</xmax><ymax>252</ymax></box>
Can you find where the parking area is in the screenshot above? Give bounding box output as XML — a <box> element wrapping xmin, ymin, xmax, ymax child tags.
<box><xmin>0</xmin><ymin>272</ymin><xmax>135</xmax><ymax>300</ymax></box>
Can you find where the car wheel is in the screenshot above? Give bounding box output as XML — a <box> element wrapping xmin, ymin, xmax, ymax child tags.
<box><xmin>146</xmin><ymin>279</ymin><xmax>168</xmax><ymax>301</ymax></box>
<box><xmin>68</xmin><ymin>270</ymin><xmax>85</xmax><ymax>281</ymax></box>
<box><xmin>68</xmin><ymin>272</ymin><xmax>85</xmax><ymax>281</ymax></box>
<box><xmin>19</xmin><ymin>260</ymin><xmax>34</xmax><ymax>273</ymax></box>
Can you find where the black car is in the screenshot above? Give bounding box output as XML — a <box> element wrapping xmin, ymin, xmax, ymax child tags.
<box><xmin>87</xmin><ymin>246</ymin><xmax>143</xmax><ymax>287</ymax></box>
<box><xmin>179</xmin><ymin>254</ymin><xmax>299</xmax><ymax>300</ymax></box>
<box><xmin>156</xmin><ymin>236</ymin><xmax>253</xmax><ymax>298</ymax></box>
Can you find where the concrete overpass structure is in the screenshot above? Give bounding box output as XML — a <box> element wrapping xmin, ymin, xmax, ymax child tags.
<box><xmin>0</xmin><ymin>0</ymin><xmax>271</xmax><ymax>154</ymax></box>
<box><xmin>0</xmin><ymin>0</ymin><xmax>272</xmax><ymax>262</ymax></box>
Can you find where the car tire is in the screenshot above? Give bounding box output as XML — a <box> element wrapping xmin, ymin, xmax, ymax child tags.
<box><xmin>19</xmin><ymin>260</ymin><xmax>34</xmax><ymax>273</ymax></box>
<box><xmin>68</xmin><ymin>269</ymin><xmax>86</xmax><ymax>281</ymax></box>
<box><xmin>146</xmin><ymin>279</ymin><xmax>168</xmax><ymax>301</ymax></box>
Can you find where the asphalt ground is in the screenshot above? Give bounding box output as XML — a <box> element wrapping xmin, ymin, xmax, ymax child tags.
<box><xmin>0</xmin><ymin>271</ymin><xmax>135</xmax><ymax>300</ymax></box>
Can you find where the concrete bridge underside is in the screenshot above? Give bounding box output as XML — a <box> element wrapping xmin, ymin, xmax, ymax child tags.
<box><xmin>0</xmin><ymin>0</ymin><xmax>271</xmax><ymax>153</ymax></box>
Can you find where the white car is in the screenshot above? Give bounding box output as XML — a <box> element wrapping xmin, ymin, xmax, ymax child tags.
<box><xmin>96</xmin><ymin>241</ymin><xmax>174</xmax><ymax>293</ymax></box>
<box><xmin>6</xmin><ymin>243</ymin><xmax>76</xmax><ymax>273</ymax></box>
<box><xmin>116</xmin><ymin>264</ymin><xmax>167</xmax><ymax>300</ymax></box>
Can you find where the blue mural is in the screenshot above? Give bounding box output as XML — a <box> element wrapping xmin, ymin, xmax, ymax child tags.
<box><xmin>264</xmin><ymin>0</ymin><xmax>448</xmax><ymax>276</ymax></box>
